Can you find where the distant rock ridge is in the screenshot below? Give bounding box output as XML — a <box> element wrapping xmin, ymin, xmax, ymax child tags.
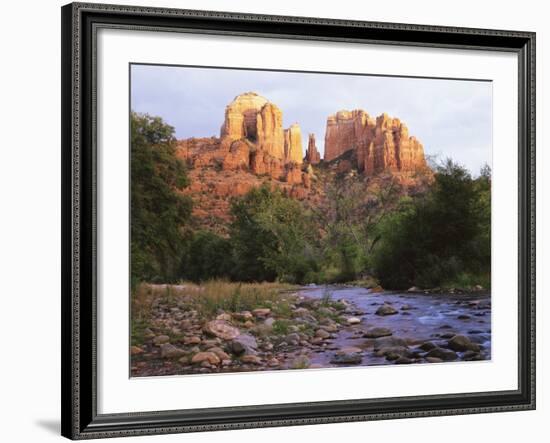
<box><xmin>324</xmin><ymin>109</ymin><xmax>427</xmax><ymax>174</ymax></box>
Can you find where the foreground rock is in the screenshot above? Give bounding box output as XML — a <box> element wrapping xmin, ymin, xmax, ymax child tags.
<box><xmin>330</xmin><ymin>347</ymin><xmax>363</xmax><ymax>364</ymax></box>
<box><xmin>375</xmin><ymin>304</ymin><xmax>398</xmax><ymax>316</ymax></box>
<box><xmin>191</xmin><ymin>351</ymin><xmax>221</xmax><ymax>366</ymax></box>
<box><xmin>230</xmin><ymin>333</ymin><xmax>258</xmax><ymax>355</ymax></box>
<box><xmin>160</xmin><ymin>343</ymin><xmax>186</xmax><ymax>359</ymax></box>
<box><xmin>425</xmin><ymin>347</ymin><xmax>458</xmax><ymax>361</ymax></box>
<box><xmin>203</xmin><ymin>320</ymin><xmax>240</xmax><ymax>341</ymax></box>
<box><xmin>364</xmin><ymin>327</ymin><xmax>392</xmax><ymax>338</ymax></box>
<box><xmin>447</xmin><ymin>335</ymin><xmax>481</xmax><ymax>352</ymax></box>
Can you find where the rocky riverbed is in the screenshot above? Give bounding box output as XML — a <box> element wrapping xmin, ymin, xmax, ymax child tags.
<box><xmin>130</xmin><ymin>285</ymin><xmax>491</xmax><ymax>377</ymax></box>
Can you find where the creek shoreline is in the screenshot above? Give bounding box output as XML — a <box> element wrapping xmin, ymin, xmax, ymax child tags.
<box><xmin>130</xmin><ymin>284</ymin><xmax>491</xmax><ymax>377</ymax></box>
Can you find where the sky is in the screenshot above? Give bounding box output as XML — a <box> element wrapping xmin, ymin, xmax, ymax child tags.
<box><xmin>131</xmin><ymin>64</ymin><xmax>492</xmax><ymax>175</ymax></box>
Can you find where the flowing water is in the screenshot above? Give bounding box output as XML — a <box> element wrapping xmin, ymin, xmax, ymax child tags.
<box><xmin>301</xmin><ymin>286</ymin><xmax>491</xmax><ymax>367</ymax></box>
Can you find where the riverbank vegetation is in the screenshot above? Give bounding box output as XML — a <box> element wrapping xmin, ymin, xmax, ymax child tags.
<box><xmin>131</xmin><ymin>112</ymin><xmax>491</xmax><ymax>291</ymax></box>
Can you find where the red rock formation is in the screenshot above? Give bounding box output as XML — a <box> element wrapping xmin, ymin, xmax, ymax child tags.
<box><xmin>220</xmin><ymin>92</ymin><xmax>268</xmax><ymax>141</ymax></box>
<box><xmin>304</xmin><ymin>134</ymin><xmax>321</xmax><ymax>164</ymax></box>
<box><xmin>283</xmin><ymin>124</ymin><xmax>303</xmax><ymax>164</ymax></box>
<box><xmin>324</xmin><ymin>110</ymin><xmax>427</xmax><ymax>174</ymax></box>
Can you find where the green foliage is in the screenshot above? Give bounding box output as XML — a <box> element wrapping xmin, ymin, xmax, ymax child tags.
<box><xmin>130</xmin><ymin>112</ymin><xmax>192</xmax><ymax>285</ymax></box>
<box><xmin>315</xmin><ymin>173</ymin><xmax>404</xmax><ymax>282</ymax></box>
<box><xmin>272</xmin><ymin>319</ymin><xmax>292</xmax><ymax>336</ymax></box>
<box><xmin>182</xmin><ymin>231</ymin><xmax>233</xmax><ymax>282</ymax></box>
<box><xmin>371</xmin><ymin>160</ymin><xmax>491</xmax><ymax>289</ymax></box>
<box><xmin>229</xmin><ymin>185</ymin><xmax>319</xmax><ymax>283</ymax></box>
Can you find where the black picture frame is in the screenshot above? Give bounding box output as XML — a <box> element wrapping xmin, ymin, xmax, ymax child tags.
<box><xmin>61</xmin><ymin>2</ymin><xmax>536</xmax><ymax>439</ymax></box>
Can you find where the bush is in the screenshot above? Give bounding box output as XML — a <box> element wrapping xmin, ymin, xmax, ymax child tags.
<box><xmin>371</xmin><ymin>160</ymin><xmax>491</xmax><ymax>289</ymax></box>
<box><xmin>182</xmin><ymin>231</ymin><xmax>233</xmax><ymax>282</ymax></box>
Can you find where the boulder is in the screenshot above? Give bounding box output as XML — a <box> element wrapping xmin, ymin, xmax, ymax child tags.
<box><xmin>230</xmin><ymin>333</ymin><xmax>258</xmax><ymax>355</ymax></box>
<box><xmin>425</xmin><ymin>347</ymin><xmax>458</xmax><ymax>361</ymax></box>
<box><xmin>152</xmin><ymin>335</ymin><xmax>170</xmax><ymax>345</ymax></box>
<box><xmin>330</xmin><ymin>347</ymin><xmax>363</xmax><ymax>364</ymax></box>
<box><xmin>203</xmin><ymin>320</ymin><xmax>240</xmax><ymax>341</ymax></box>
<box><xmin>252</xmin><ymin>308</ymin><xmax>271</xmax><ymax>318</ymax></box>
<box><xmin>375</xmin><ymin>304</ymin><xmax>398</xmax><ymax>316</ymax></box>
<box><xmin>191</xmin><ymin>351</ymin><xmax>221</xmax><ymax>365</ymax></box>
<box><xmin>364</xmin><ymin>327</ymin><xmax>393</xmax><ymax>338</ymax></box>
<box><xmin>241</xmin><ymin>355</ymin><xmax>262</xmax><ymax>365</ymax></box>
<box><xmin>447</xmin><ymin>335</ymin><xmax>481</xmax><ymax>352</ymax></box>
<box><xmin>315</xmin><ymin>329</ymin><xmax>331</xmax><ymax>339</ymax></box>
<box><xmin>130</xmin><ymin>346</ymin><xmax>144</xmax><ymax>356</ymax></box>
<box><xmin>160</xmin><ymin>343</ymin><xmax>186</xmax><ymax>359</ymax></box>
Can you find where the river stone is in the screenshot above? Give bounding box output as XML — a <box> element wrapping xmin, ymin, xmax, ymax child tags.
<box><xmin>230</xmin><ymin>333</ymin><xmax>258</xmax><ymax>355</ymax></box>
<box><xmin>347</xmin><ymin>317</ymin><xmax>361</xmax><ymax>325</ymax></box>
<box><xmin>191</xmin><ymin>351</ymin><xmax>221</xmax><ymax>365</ymax></box>
<box><xmin>447</xmin><ymin>335</ymin><xmax>481</xmax><ymax>352</ymax></box>
<box><xmin>373</xmin><ymin>336</ymin><xmax>407</xmax><ymax>350</ymax></box>
<box><xmin>291</xmin><ymin>355</ymin><xmax>311</xmax><ymax>369</ymax></box>
<box><xmin>464</xmin><ymin>351</ymin><xmax>483</xmax><ymax>361</ymax></box>
<box><xmin>152</xmin><ymin>335</ymin><xmax>170</xmax><ymax>345</ymax></box>
<box><xmin>183</xmin><ymin>336</ymin><xmax>201</xmax><ymax>345</ymax></box>
<box><xmin>457</xmin><ymin>314</ymin><xmax>471</xmax><ymax>320</ymax></box>
<box><xmin>375</xmin><ymin>304</ymin><xmax>398</xmax><ymax>316</ymax></box>
<box><xmin>160</xmin><ymin>343</ymin><xmax>186</xmax><ymax>359</ymax></box>
<box><xmin>330</xmin><ymin>347</ymin><xmax>363</xmax><ymax>364</ymax></box>
<box><xmin>418</xmin><ymin>341</ymin><xmax>438</xmax><ymax>351</ymax></box>
<box><xmin>216</xmin><ymin>312</ymin><xmax>232</xmax><ymax>322</ymax></box>
<box><xmin>375</xmin><ymin>346</ymin><xmax>410</xmax><ymax>358</ymax></box>
<box><xmin>426</xmin><ymin>356</ymin><xmax>443</xmax><ymax>363</ymax></box>
<box><xmin>440</xmin><ymin>332</ymin><xmax>456</xmax><ymax>339</ymax></box>
<box><xmin>293</xmin><ymin>307</ymin><xmax>310</xmax><ymax>317</ymax></box>
<box><xmin>395</xmin><ymin>356</ymin><xmax>414</xmax><ymax>364</ymax></box>
<box><xmin>241</xmin><ymin>355</ymin><xmax>262</xmax><ymax>365</ymax></box>
<box><xmin>364</xmin><ymin>327</ymin><xmax>392</xmax><ymax>338</ymax></box>
<box><xmin>315</xmin><ymin>329</ymin><xmax>331</xmax><ymax>339</ymax></box>
<box><xmin>252</xmin><ymin>308</ymin><xmax>271</xmax><ymax>318</ymax></box>
<box><xmin>233</xmin><ymin>311</ymin><xmax>253</xmax><ymax>321</ymax></box>
<box><xmin>130</xmin><ymin>346</ymin><xmax>144</xmax><ymax>355</ymax></box>
<box><xmin>208</xmin><ymin>346</ymin><xmax>231</xmax><ymax>361</ymax></box>
<box><xmin>203</xmin><ymin>320</ymin><xmax>240</xmax><ymax>341</ymax></box>
<box><xmin>425</xmin><ymin>347</ymin><xmax>458</xmax><ymax>361</ymax></box>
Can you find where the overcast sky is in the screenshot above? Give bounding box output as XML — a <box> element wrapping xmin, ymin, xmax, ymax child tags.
<box><xmin>131</xmin><ymin>64</ymin><xmax>492</xmax><ymax>174</ymax></box>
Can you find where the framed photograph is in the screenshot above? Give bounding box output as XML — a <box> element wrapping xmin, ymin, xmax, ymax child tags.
<box><xmin>61</xmin><ymin>2</ymin><xmax>536</xmax><ymax>439</ymax></box>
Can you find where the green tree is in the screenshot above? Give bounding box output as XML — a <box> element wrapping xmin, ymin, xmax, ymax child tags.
<box><xmin>314</xmin><ymin>172</ymin><xmax>404</xmax><ymax>282</ymax></box>
<box><xmin>131</xmin><ymin>112</ymin><xmax>192</xmax><ymax>285</ymax></box>
<box><xmin>182</xmin><ymin>231</ymin><xmax>233</xmax><ymax>282</ymax></box>
<box><xmin>230</xmin><ymin>185</ymin><xmax>317</xmax><ymax>283</ymax></box>
<box><xmin>372</xmin><ymin>160</ymin><xmax>491</xmax><ymax>289</ymax></box>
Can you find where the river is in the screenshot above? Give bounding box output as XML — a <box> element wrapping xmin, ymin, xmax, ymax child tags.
<box><xmin>300</xmin><ymin>285</ymin><xmax>491</xmax><ymax>367</ymax></box>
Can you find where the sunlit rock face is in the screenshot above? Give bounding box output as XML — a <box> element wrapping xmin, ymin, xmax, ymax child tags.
<box><xmin>304</xmin><ymin>133</ymin><xmax>321</xmax><ymax>165</ymax></box>
<box><xmin>220</xmin><ymin>92</ymin><xmax>302</xmax><ymax>165</ymax></box>
<box><xmin>324</xmin><ymin>110</ymin><xmax>427</xmax><ymax>174</ymax></box>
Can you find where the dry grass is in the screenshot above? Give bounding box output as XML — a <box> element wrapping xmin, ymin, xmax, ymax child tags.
<box><xmin>184</xmin><ymin>280</ymin><xmax>296</xmax><ymax>318</ymax></box>
<box><xmin>131</xmin><ymin>280</ymin><xmax>298</xmax><ymax>322</ymax></box>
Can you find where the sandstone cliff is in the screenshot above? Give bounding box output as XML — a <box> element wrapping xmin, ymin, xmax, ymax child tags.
<box><xmin>304</xmin><ymin>133</ymin><xmax>321</xmax><ymax>164</ymax></box>
<box><xmin>324</xmin><ymin>110</ymin><xmax>427</xmax><ymax>175</ymax></box>
<box><xmin>177</xmin><ymin>94</ymin><xmax>431</xmax><ymax>233</ymax></box>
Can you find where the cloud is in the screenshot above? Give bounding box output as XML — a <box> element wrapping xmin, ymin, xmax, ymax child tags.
<box><xmin>131</xmin><ymin>64</ymin><xmax>492</xmax><ymax>174</ymax></box>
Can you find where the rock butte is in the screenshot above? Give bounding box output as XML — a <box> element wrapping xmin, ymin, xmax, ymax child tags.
<box><xmin>175</xmin><ymin>92</ymin><xmax>431</xmax><ymax>232</ymax></box>
<box><xmin>324</xmin><ymin>109</ymin><xmax>427</xmax><ymax>174</ymax></box>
